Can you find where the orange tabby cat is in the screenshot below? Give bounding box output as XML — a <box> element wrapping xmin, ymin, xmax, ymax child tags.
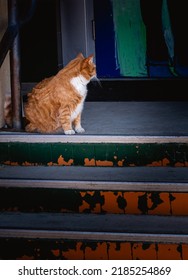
<box><xmin>24</xmin><ymin>53</ymin><xmax>96</xmax><ymax>134</ymax></box>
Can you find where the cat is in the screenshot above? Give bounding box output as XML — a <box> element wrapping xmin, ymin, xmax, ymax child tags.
<box><xmin>24</xmin><ymin>53</ymin><xmax>96</xmax><ymax>134</ymax></box>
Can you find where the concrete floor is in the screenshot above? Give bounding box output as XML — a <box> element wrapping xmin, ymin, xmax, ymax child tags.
<box><xmin>81</xmin><ymin>102</ymin><xmax>188</xmax><ymax>136</ymax></box>
<box><xmin>1</xmin><ymin>101</ymin><xmax>188</xmax><ymax>137</ymax></box>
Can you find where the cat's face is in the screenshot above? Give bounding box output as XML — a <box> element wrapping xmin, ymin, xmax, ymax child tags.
<box><xmin>80</xmin><ymin>54</ymin><xmax>96</xmax><ymax>82</ymax></box>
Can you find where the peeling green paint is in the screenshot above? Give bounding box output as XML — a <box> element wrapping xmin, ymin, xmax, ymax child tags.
<box><xmin>1</xmin><ymin>142</ymin><xmax>188</xmax><ymax>167</ymax></box>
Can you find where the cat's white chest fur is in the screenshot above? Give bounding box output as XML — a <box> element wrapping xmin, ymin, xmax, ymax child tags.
<box><xmin>70</xmin><ymin>74</ymin><xmax>88</xmax><ymax>97</ymax></box>
<box><xmin>70</xmin><ymin>75</ymin><xmax>88</xmax><ymax>121</ymax></box>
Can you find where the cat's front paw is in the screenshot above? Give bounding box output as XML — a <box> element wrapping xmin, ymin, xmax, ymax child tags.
<box><xmin>75</xmin><ymin>126</ymin><xmax>85</xmax><ymax>134</ymax></box>
<box><xmin>64</xmin><ymin>129</ymin><xmax>75</xmax><ymax>135</ymax></box>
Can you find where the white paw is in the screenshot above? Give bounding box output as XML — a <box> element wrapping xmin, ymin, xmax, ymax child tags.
<box><xmin>64</xmin><ymin>129</ymin><xmax>75</xmax><ymax>135</ymax></box>
<box><xmin>75</xmin><ymin>127</ymin><xmax>85</xmax><ymax>134</ymax></box>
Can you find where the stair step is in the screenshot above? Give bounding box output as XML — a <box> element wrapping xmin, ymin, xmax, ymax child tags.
<box><xmin>0</xmin><ymin>212</ymin><xmax>188</xmax><ymax>243</ymax></box>
<box><xmin>1</xmin><ymin>101</ymin><xmax>188</xmax><ymax>167</ymax></box>
<box><xmin>0</xmin><ymin>166</ymin><xmax>188</xmax><ymax>215</ymax></box>
<box><xmin>0</xmin><ymin>138</ymin><xmax>188</xmax><ymax>166</ymax></box>
<box><xmin>0</xmin><ymin>166</ymin><xmax>188</xmax><ymax>191</ymax></box>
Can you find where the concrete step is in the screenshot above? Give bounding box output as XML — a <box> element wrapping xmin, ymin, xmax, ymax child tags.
<box><xmin>0</xmin><ymin>166</ymin><xmax>188</xmax><ymax>215</ymax></box>
<box><xmin>0</xmin><ymin>134</ymin><xmax>188</xmax><ymax>166</ymax></box>
<box><xmin>0</xmin><ymin>212</ymin><xmax>188</xmax><ymax>243</ymax></box>
<box><xmin>1</xmin><ymin>212</ymin><xmax>188</xmax><ymax>259</ymax></box>
<box><xmin>1</xmin><ymin>101</ymin><xmax>188</xmax><ymax>166</ymax></box>
<box><xmin>1</xmin><ymin>165</ymin><xmax>188</xmax><ymax>188</ymax></box>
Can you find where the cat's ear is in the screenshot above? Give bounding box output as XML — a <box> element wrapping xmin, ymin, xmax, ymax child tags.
<box><xmin>77</xmin><ymin>53</ymin><xmax>84</xmax><ymax>59</ymax></box>
<box><xmin>85</xmin><ymin>54</ymin><xmax>94</xmax><ymax>64</ymax></box>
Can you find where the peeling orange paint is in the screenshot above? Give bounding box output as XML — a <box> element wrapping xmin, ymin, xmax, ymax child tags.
<box><xmin>157</xmin><ymin>244</ymin><xmax>182</xmax><ymax>260</ymax></box>
<box><xmin>57</xmin><ymin>155</ymin><xmax>74</xmax><ymax>166</ymax></box>
<box><xmin>84</xmin><ymin>242</ymin><xmax>108</xmax><ymax>260</ymax></box>
<box><xmin>22</xmin><ymin>161</ymin><xmax>33</xmax><ymax>166</ymax></box>
<box><xmin>4</xmin><ymin>161</ymin><xmax>19</xmax><ymax>166</ymax></box>
<box><xmin>118</xmin><ymin>159</ymin><xmax>125</xmax><ymax>167</ymax></box>
<box><xmin>101</xmin><ymin>191</ymin><xmax>123</xmax><ymax>213</ymax></box>
<box><xmin>17</xmin><ymin>255</ymin><xmax>35</xmax><ymax>260</ymax></box>
<box><xmin>147</xmin><ymin>158</ymin><xmax>170</xmax><ymax>167</ymax></box>
<box><xmin>147</xmin><ymin>161</ymin><xmax>162</xmax><ymax>167</ymax></box>
<box><xmin>80</xmin><ymin>191</ymin><xmax>86</xmax><ymax>198</ymax></box>
<box><xmin>51</xmin><ymin>249</ymin><xmax>60</xmax><ymax>257</ymax></box>
<box><xmin>108</xmin><ymin>242</ymin><xmax>132</xmax><ymax>260</ymax></box>
<box><xmin>148</xmin><ymin>193</ymin><xmax>171</xmax><ymax>215</ymax></box>
<box><xmin>124</xmin><ymin>192</ymin><xmax>143</xmax><ymax>214</ymax></box>
<box><xmin>132</xmin><ymin>243</ymin><xmax>157</xmax><ymax>260</ymax></box>
<box><xmin>84</xmin><ymin>158</ymin><xmax>95</xmax><ymax>166</ymax></box>
<box><xmin>93</xmin><ymin>203</ymin><xmax>101</xmax><ymax>213</ymax></box>
<box><xmin>79</xmin><ymin>199</ymin><xmax>90</xmax><ymax>212</ymax></box>
<box><xmin>175</xmin><ymin>162</ymin><xmax>184</xmax><ymax>167</ymax></box>
<box><xmin>62</xmin><ymin>242</ymin><xmax>84</xmax><ymax>260</ymax></box>
<box><xmin>162</xmin><ymin>158</ymin><xmax>170</xmax><ymax>166</ymax></box>
<box><xmin>96</xmin><ymin>160</ymin><xmax>113</xmax><ymax>167</ymax></box>
<box><xmin>171</xmin><ymin>193</ymin><xmax>188</xmax><ymax>215</ymax></box>
<box><xmin>87</xmin><ymin>191</ymin><xmax>95</xmax><ymax>196</ymax></box>
<box><xmin>79</xmin><ymin>191</ymin><xmax>94</xmax><ymax>212</ymax></box>
<box><xmin>182</xmin><ymin>244</ymin><xmax>188</xmax><ymax>260</ymax></box>
<box><xmin>175</xmin><ymin>162</ymin><xmax>186</xmax><ymax>167</ymax></box>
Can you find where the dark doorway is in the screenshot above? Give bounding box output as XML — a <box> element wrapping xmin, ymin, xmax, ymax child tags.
<box><xmin>18</xmin><ymin>0</ymin><xmax>59</xmax><ymax>82</ymax></box>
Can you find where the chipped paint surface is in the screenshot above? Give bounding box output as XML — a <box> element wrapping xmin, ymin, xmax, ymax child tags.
<box><xmin>57</xmin><ymin>155</ymin><xmax>74</xmax><ymax>166</ymax></box>
<box><xmin>117</xmin><ymin>159</ymin><xmax>125</xmax><ymax>166</ymax></box>
<box><xmin>96</xmin><ymin>160</ymin><xmax>113</xmax><ymax>166</ymax></box>
<box><xmin>1</xmin><ymin>142</ymin><xmax>188</xmax><ymax>167</ymax></box>
<box><xmin>84</xmin><ymin>158</ymin><xmax>95</xmax><ymax>166</ymax></box>
<box><xmin>1</xmin><ymin>188</ymin><xmax>188</xmax><ymax>216</ymax></box>
<box><xmin>0</xmin><ymin>141</ymin><xmax>188</xmax><ymax>260</ymax></box>
<box><xmin>0</xmin><ymin>239</ymin><xmax>187</xmax><ymax>260</ymax></box>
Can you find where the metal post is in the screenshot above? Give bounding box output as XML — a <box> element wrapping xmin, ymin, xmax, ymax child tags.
<box><xmin>9</xmin><ymin>0</ymin><xmax>22</xmax><ymax>130</ymax></box>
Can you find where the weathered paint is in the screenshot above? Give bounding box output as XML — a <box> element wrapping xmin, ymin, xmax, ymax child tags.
<box><xmin>132</xmin><ymin>243</ymin><xmax>157</xmax><ymax>260</ymax></box>
<box><xmin>1</xmin><ymin>142</ymin><xmax>188</xmax><ymax>167</ymax></box>
<box><xmin>84</xmin><ymin>158</ymin><xmax>95</xmax><ymax>166</ymax></box>
<box><xmin>157</xmin><ymin>244</ymin><xmax>182</xmax><ymax>260</ymax></box>
<box><xmin>182</xmin><ymin>245</ymin><xmax>188</xmax><ymax>260</ymax></box>
<box><xmin>147</xmin><ymin>193</ymin><xmax>171</xmax><ymax>215</ymax></box>
<box><xmin>108</xmin><ymin>242</ymin><xmax>132</xmax><ymax>260</ymax></box>
<box><xmin>57</xmin><ymin>155</ymin><xmax>74</xmax><ymax>166</ymax></box>
<box><xmin>0</xmin><ymin>238</ymin><xmax>187</xmax><ymax>260</ymax></box>
<box><xmin>96</xmin><ymin>160</ymin><xmax>113</xmax><ymax>167</ymax></box>
<box><xmin>147</xmin><ymin>158</ymin><xmax>170</xmax><ymax>167</ymax></box>
<box><xmin>171</xmin><ymin>193</ymin><xmax>188</xmax><ymax>215</ymax></box>
<box><xmin>1</xmin><ymin>188</ymin><xmax>188</xmax><ymax>216</ymax></box>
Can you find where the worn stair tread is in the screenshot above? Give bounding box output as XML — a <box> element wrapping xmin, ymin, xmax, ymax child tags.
<box><xmin>0</xmin><ymin>212</ymin><xmax>188</xmax><ymax>243</ymax></box>
<box><xmin>0</xmin><ymin>165</ymin><xmax>188</xmax><ymax>182</ymax></box>
<box><xmin>0</xmin><ymin>166</ymin><xmax>188</xmax><ymax>191</ymax></box>
<box><xmin>1</xmin><ymin>212</ymin><xmax>188</xmax><ymax>233</ymax></box>
<box><xmin>2</xmin><ymin>102</ymin><xmax>188</xmax><ymax>137</ymax></box>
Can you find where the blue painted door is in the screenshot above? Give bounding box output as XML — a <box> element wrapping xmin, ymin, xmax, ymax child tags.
<box><xmin>94</xmin><ymin>0</ymin><xmax>188</xmax><ymax>78</ymax></box>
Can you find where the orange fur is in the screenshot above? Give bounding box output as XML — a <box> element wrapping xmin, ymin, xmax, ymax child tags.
<box><xmin>24</xmin><ymin>53</ymin><xmax>96</xmax><ymax>134</ymax></box>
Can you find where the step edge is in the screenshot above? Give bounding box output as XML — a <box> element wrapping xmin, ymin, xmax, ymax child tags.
<box><xmin>0</xmin><ymin>229</ymin><xmax>187</xmax><ymax>243</ymax></box>
<box><xmin>1</xmin><ymin>134</ymin><xmax>188</xmax><ymax>144</ymax></box>
<box><xmin>1</xmin><ymin>179</ymin><xmax>188</xmax><ymax>192</ymax></box>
